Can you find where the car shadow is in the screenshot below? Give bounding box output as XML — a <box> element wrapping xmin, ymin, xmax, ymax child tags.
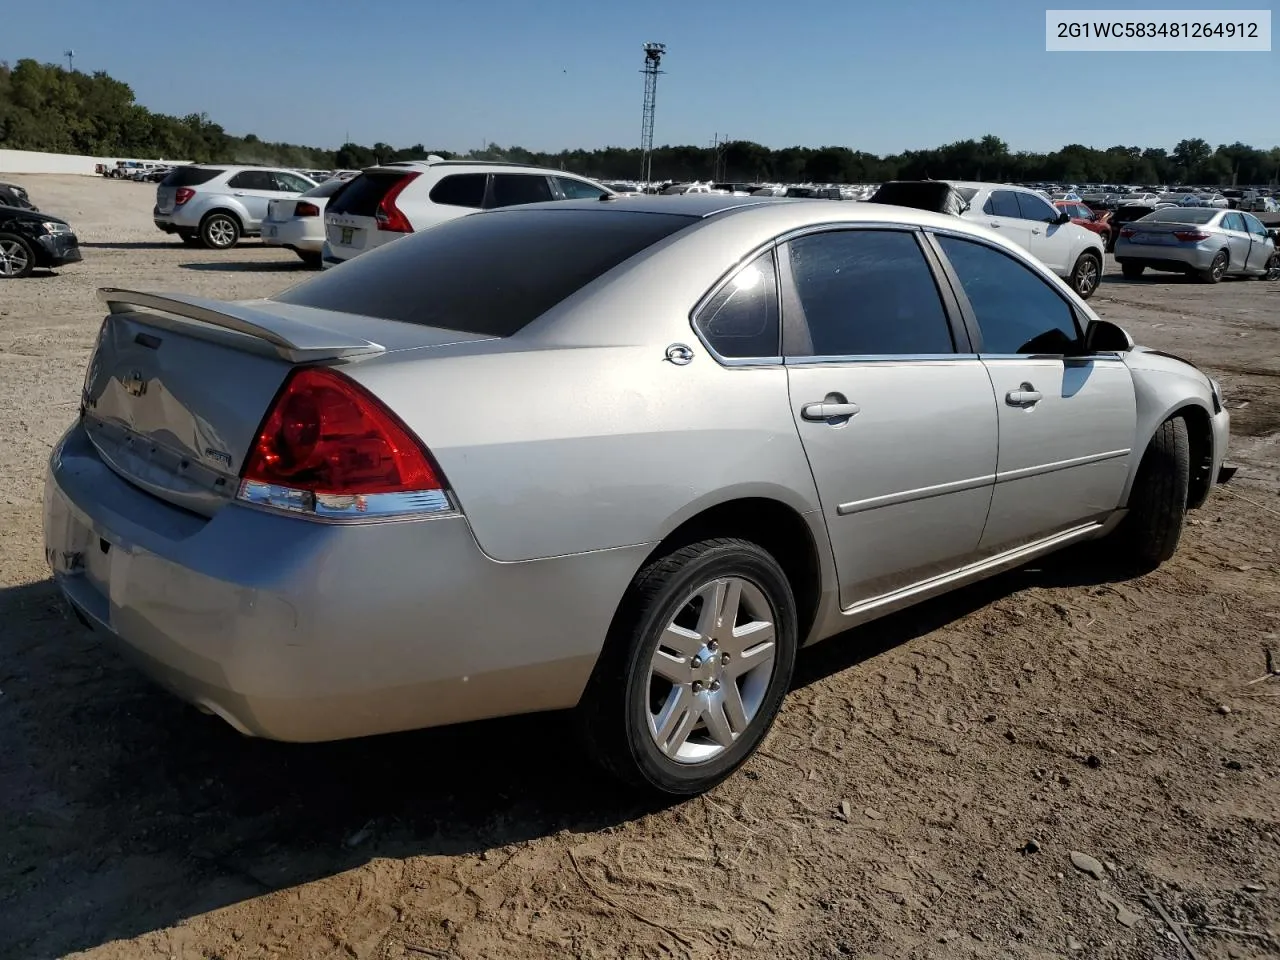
<box><xmin>0</xmin><ymin>539</ymin><xmax>1140</xmax><ymax>958</ymax></box>
<box><xmin>180</xmin><ymin>259</ymin><xmax>309</xmax><ymax>273</ymax></box>
<box><xmin>79</xmin><ymin>241</ymin><xmax>184</xmax><ymax>250</ymax></box>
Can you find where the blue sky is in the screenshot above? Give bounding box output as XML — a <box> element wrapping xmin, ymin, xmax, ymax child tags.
<box><xmin>8</xmin><ymin>0</ymin><xmax>1277</xmax><ymax>154</ymax></box>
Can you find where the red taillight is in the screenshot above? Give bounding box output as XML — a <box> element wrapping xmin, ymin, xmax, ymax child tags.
<box><xmin>174</xmin><ymin>187</ymin><xmax>195</xmax><ymax>205</ymax></box>
<box><xmin>1119</xmin><ymin>228</ymin><xmax>1135</xmax><ymax>238</ymax></box>
<box><xmin>239</xmin><ymin>367</ymin><xmax>449</xmax><ymax>519</ymax></box>
<box><xmin>1173</xmin><ymin>230</ymin><xmax>1211</xmax><ymax>242</ymax></box>
<box><xmin>375</xmin><ymin>173</ymin><xmax>420</xmax><ymax>233</ymax></box>
<box><xmin>294</xmin><ymin>201</ymin><xmax>320</xmax><ymax>218</ymax></box>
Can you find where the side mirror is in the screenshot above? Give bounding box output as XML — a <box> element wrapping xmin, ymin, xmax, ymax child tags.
<box><xmin>1055</xmin><ymin>210</ymin><xmax>1072</xmax><ymax>225</ymax></box>
<box><xmin>1084</xmin><ymin>319</ymin><xmax>1134</xmax><ymax>353</ymax></box>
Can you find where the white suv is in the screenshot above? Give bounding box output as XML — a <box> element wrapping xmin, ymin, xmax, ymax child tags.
<box><xmin>949</xmin><ymin>182</ymin><xmax>1107</xmax><ymax>299</ymax></box>
<box><xmin>321</xmin><ymin>158</ymin><xmax>614</xmax><ymax>267</ymax></box>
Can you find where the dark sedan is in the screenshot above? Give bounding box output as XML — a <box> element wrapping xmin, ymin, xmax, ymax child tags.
<box><xmin>0</xmin><ymin>181</ymin><xmax>37</xmax><ymax>211</ymax></box>
<box><xmin>1</xmin><ymin>206</ymin><xmax>82</xmax><ymax>278</ymax></box>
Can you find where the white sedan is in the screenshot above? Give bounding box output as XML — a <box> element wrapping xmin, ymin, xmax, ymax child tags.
<box><xmin>262</xmin><ymin>178</ymin><xmax>348</xmax><ymax>268</ymax></box>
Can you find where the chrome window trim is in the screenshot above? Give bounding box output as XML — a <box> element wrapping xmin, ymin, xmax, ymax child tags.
<box><xmin>785</xmin><ymin>353</ymin><xmax>979</xmax><ymax>366</ymax></box>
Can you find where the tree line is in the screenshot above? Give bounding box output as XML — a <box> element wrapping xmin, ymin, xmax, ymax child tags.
<box><xmin>3</xmin><ymin>59</ymin><xmax>1278</xmax><ymax>186</ymax></box>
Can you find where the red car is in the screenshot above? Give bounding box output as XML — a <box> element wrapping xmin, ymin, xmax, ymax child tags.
<box><xmin>1055</xmin><ymin>201</ymin><xmax>1114</xmax><ymax>251</ymax></box>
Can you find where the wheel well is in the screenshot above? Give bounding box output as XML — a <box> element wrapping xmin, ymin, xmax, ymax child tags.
<box><xmin>1173</xmin><ymin>405</ymin><xmax>1214</xmax><ymax>509</ymax></box>
<box><xmin>646</xmin><ymin>498</ymin><xmax>823</xmax><ymax>642</ymax></box>
<box><xmin>201</xmin><ymin>208</ymin><xmax>243</xmax><ymax>230</ymax></box>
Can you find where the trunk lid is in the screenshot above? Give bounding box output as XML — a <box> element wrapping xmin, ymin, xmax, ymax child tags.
<box><xmin>265</xmin><ymin>197</ymin><xmax>293</xmax><ymax>223</ymax></box>
<box><xmin>81</xmin><ymin>289</ymin><xmax>496</xmax><ymax>517</ymax></box>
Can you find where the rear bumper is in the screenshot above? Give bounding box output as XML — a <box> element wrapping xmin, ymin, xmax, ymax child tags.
<box><xmin>43</xmin><ymin>422</ymin><xmax>643</xmax><ymax>742</ymax></box>
<box><xmin>1114</xmin><ymin>243</ymin><xmax>1217</xmax><ymax>271</ymax></box>
<box><xmin>262</xmin><ymin>219</ymin><xmax>323</xmax><ymax>253</ymax></box>
<box><xmin>35</xmin><ymin>233</ymin><xmax>82</xmax><ymax>267</ymax></box>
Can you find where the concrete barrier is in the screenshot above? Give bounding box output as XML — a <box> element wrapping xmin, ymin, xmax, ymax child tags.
<box><xmin>0</xmin><ymin>149</ymin><xmax>110</xmax><ymax>175</ymax></box>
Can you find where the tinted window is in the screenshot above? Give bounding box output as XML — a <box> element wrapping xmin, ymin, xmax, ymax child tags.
<box><xmin>489</xmin><ymin>174</ymin><xmax>553</xmax><ymax>208</ymax></box>
<box><xmin>428</xmin><ymin>173</ymin><xmax>487</xmax><ymax>208</ymax></box>
<box><xmin>1223</xmin><ymin>212</ymin><xmax>1245</xmax><ymax>232</ymax></box>
<box><xmin>160</xmin><ymin>166</ymin><xmax>223</xmax><ymax>187</ymax></box>
<box><xmin>227</xmin><ymin>170</ymin><xmax>275</xmax><ymax>191</ymax></box>
<box><xmin>983</xmin><ymin>191</ymin><xmax>1021</xmax><ymax>218</ymax></box>
<box><xmin>1015</xmin><ymin>191</ymin><xmax>1058</xmax><ymax>222</ymax></box>
<box><xmin>328</xmin><ymin>172</ymin><xmax>414</xmax><ymax>216</ymax></box>
<box><xmin>785</xmin><ymin>230</ymin><xmax>955</xmax><ymax>357</ymax></box>
<box><xmin>301</xmin><ymin>178</ymin><xmax>348</xmax><ymax>199</ymax></box>
<box><xmin>695</xmin><ymin>252</ymin><xmax>780</xmax><ymax>358</ymax></box>
<box><xmin>1146</xmin><ymin>207</ymin><xmax>1217</xmax><ymax>224</ymax></box>
<box><xmin>937</xmin><ymin>235</ymin><xmax>1080</xmax><ymax>355</ymax></box>
<box><xmin>556</xmin><ymin>177</ymin><xmax>609</xmax><ymax>200</ymax></box>
<box><xmin>274</xmin><ymin>209</ymin><xmax>695</xmax><ymax>337</ymax></box>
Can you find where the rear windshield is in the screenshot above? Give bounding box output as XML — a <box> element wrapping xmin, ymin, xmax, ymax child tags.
<box><xmin>1145</xmin><ymin>208</ymin><xmax>1218</xmax><ymax>224</ymax></box>
<box><xmin>301</xmin><ymin>178</ymin><xmax>348</xmax><ymax>199</ymax></box>
<box><xmin>160</xmin><ymin>166</ymin><xmax>223</xmax><ymax>187</ymax></box>
<box><xmin>326</xmin><ymin>172</ymin><xmax>410</xmax><ymax>217</ymax></box>
<box><xmin>274</xmin><ymin>208</ymin><xmax>696</xmax><ymax>337</ymax></box>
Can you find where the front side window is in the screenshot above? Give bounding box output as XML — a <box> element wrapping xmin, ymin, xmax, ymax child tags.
<box><xmin>694</xmin><ymin>252</ymin><xmax>779</xmax><ymax>358</ymax></box>
<box><xmin>1242</xmin><ymin>212</ymin><xmax>1269</xmax><ymax>237</ymax></box>
<box><xmin>936</xmin><ymin>235</ymin><xmax>1081</xmax><ymax>355</ymax></box>
<box><xmin>488</xmin><ymin>174</ymin><xmax>553</xmax><ymax>208</ymax></box>
<box><xmin>556</xmin><ymin>177</ymin><xmax>609</xmax><ymax>200</ymax></box>
<box><xmin>983</xmin><ymin>191</ymin><xmax>1021</xmax><ymax>218</ymax></box>
<box><xmin>784</xmin><ymin>230</ymin><xmax>955</xmax><ymax>357</ymax></box>
<box><xmin>1015</xmin><ymin>191</ymin><xmax>1059</xmax><ymax>223</ymax></box>
<box><xmin>274</xmin><ymin>173</ymin><xmax>313</xmax><ymax>193</ymax></box>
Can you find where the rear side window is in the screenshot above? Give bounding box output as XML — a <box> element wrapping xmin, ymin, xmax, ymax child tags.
<box><xmin>488</xmin><ymin>174</ymin><xmax>553</xmax><ymax>208</ymax></box>
<box><xmin>983</xmin><ymin>191</ymin><xmax>1021</xmax><ymax>218</ymax></box>
<box><xmin>328</xmin><ymin>172</ymin><xmax>417</xmax><ymax>216</ymax></box>
<box><xmin>160</xmin><ymin>166</ymin><xmax>223</xmax><ymax>188</ymax></box>
<box><xmin>694</xmin><ymin>252</ymin><xmax>780</xmax><ymax>358</ymax></box>
<box><xmin>274</xmin><ymin>209</ymin><xmax>696</xmax><ymax>337</ymax></box>
<box><xmin>784</xmin><ymin>230</ymin><xmax>955</xmax><ymax>357</ymax></box>
<box><xmin>228</xmin><ymin>170</ymin><xmax>276</xmax><ymax>191</ymax></box>
<box><xmin>428</xmin><ymin>173</ymin><xmax>487</xmax><ymax>208</ymax></box>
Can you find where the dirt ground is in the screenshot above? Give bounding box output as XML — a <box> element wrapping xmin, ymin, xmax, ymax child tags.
<box><xmin>1</xmin><ymin>175</ymin><xmax>1277</xmax><ymax>960</ymax></box>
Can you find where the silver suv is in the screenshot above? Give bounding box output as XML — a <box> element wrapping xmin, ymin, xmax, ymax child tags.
<box><xmin>154</xmin><ymin>165</ymin><xmax>318</xmax><ymax>249</ymax></box>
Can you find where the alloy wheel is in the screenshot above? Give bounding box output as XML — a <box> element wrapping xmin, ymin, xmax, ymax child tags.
<box><xmin>646</xmin><ymin>576</ymin><xmax>778</xmax><ymax>764</ymax></box>
<box><xmin>206</xmin><ymin>217</ymin><xmax>236</xmax><ymax>248</ymax></box>
<box><xmin>1076</xmin><ymin>257</ymin><xmax>1099</xmax><ymax>297</ymax></box>
<box><xmin>0</xmin><ymin>239</ymin><xmax>31</xmax><ymax>277</ymax></box>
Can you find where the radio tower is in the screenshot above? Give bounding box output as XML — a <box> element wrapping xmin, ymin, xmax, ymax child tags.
<box><xmin>639</xmin><ymin>43</ymin><xmax>666</xmax><ymax>185</ymax></box>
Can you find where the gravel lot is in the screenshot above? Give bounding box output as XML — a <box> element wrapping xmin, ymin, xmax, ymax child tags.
<box><xmin>2</xmin><ymin>175</ymin><xmax>1278</xmax><ymax>960</ymax></box>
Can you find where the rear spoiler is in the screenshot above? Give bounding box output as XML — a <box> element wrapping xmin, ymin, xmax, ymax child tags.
<box><xmin>97</xmin><ymin>288</ymin><xmax>385</xmax><ymax>363</ymax></box>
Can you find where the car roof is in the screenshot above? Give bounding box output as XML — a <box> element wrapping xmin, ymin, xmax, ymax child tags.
<box><xmin>367</xmin><ymin>159</ymin><xmax>602</xmax><ymax>178</ymax></box>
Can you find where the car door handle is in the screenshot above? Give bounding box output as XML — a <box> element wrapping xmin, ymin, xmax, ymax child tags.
<box><xmin>1005</xmin><ymin>385</ymin><xmax>1042</xmax><ymax>407</ymax></box>
<box><xmin>802</xmin><ymin>401</ymin><xmax>861</xmax><ymax>421</ymax></box>
<box><xmin>989</xmin><ymin>221</ymin><xmax>1001</xmax><ymax>228</ymax></box>
<box><xmin>1031</xmin><ymin>227</ymin><xmax>1042</xmax><ymax>235</ymax></box>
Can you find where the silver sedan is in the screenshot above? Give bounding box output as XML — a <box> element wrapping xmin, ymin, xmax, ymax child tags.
<box><xmin>44</xmin><ymin>195</ymin><xmax>1232</xmax><ymax>795</ymax></box>
<box><xmin>1114</xmin><ymin>206</ymin><xmax>1277</xmax><ymax>282</ymax></box>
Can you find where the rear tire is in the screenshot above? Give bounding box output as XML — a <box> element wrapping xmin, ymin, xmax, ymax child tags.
<box><xmin>296</xmin><ymin>250</ymin><xmax>323</xmax><ymax>269</ymax></box>
<box><xmin>577</xmin><ymin>538</ymin><xmax>798</xmax><ymax>796</ymax></box>
<box><xmin>1121</xmin><ymin>262</ymin><xmax>1144</xmax><ymax>280</ymax></box>
<box><xmin>1070</xmin><ymin>251</ymin><xmax>1102</xmax><ymax>299</ymax></box>
<box><xmin>1114</xmin><ymin>416</ymin><xmax>1190</xmax><ymax>571</ymax></box>
<box><xmin>1197</xmin><ymin>250</ymin><xmax>1228</xmax><ymax>283</ymax></box>
<box><xmin>199</xmin><ymin>212</ymin><xmax>241</xmax><ymax>250</ymax></box>
<box><xmin>177</xmin><ymin>229</ymin><xmax>200</xmax><ymax>246</ymax></box>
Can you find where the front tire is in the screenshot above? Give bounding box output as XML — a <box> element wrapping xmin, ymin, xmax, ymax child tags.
<box><xmin>1198</xmin><ymin>250</ymin><xmax>1228</xmax><ymax>283</ymax></box>
<box><xmin>0</xmin><ymin>233</ymin><xmax>36</xmax><ymax>279</ymax></box>
<box><xmin>1070</xmin><ymin>251</ymin><xmax>1102</xmax><ymax>299</ymax></box>
<box><xmin>578</xmin><ymin>538</ymin><xmax>798</xmax><ymax>796</ymax></box>
<box><xmin>199</xmin><ymin>212</ymin><xmax>241</xmax><ymax>250</ymax></box>
<box><xmin>1115</xmin><ymin>416</ymin><xmax>1190</xmax><ymax>571</ymax></box>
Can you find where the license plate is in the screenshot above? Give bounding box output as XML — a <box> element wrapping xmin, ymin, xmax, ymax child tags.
<box><xmin>340</xmin><ymin>227</ymin><xmax>354</xmax><ymax>245</ymax></box>
<box><xmin>1136</xmin><ymin>233</ymin><xmax>1171</xmax><ymax>244</ymax></box>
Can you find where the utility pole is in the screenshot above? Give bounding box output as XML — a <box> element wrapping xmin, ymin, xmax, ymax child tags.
<box><xmin>64</xmin><ymin>49</ymin><xmax>75</xmax><ymax>73</ymax></box>
<box><xmin>710</xmin><ymin>132</ymin><xmax>729</xmax><ymax>182</ymax></box>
